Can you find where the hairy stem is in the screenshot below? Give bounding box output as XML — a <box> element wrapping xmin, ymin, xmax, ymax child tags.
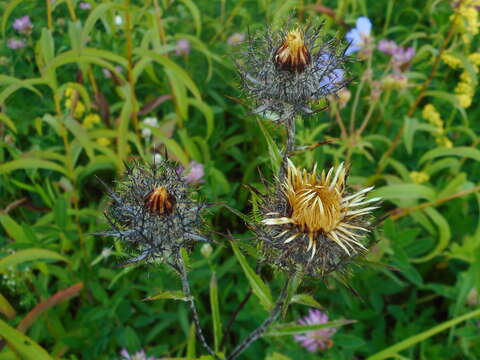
<box><xmin>227</xmin><ymin>278</ymin><xmax>291</xmax><ymax>360</ymax></box>
<box><xmin>178</xmin><ymin>258</ymin><xmax>220</xmax><ymax>360</ymax></box>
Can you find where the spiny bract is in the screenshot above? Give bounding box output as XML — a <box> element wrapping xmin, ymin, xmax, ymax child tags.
<box><xmin>99</xmin><ymin>160</ymin><xmax>207</xmax><ymax>265</ymax></box>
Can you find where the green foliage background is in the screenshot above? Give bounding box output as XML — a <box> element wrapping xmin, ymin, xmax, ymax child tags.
<box><xmin>0</xmin><ymin>0</ymin><xmax>479</xmax><ymax>359</ymax></box>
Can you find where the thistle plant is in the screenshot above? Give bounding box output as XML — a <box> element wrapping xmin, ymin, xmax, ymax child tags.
<box><xmin>99</xmin><ymin>160</ymin><xmax>207</xmax><ymax>266</ymax></box>
<box><xmin>99</xmin><ymin>18</ymin><xmax>380</xmax><ymax>360</ymax></box>
<box><xmin>237</xmin><ymin>25</ymin><xmax>348</xmax><ymax>123</ymax></box>
<box><xmin>257</xmin><ymin>160</ymin><xmax>380</xmax><ymax>276</ymax></box>
<box><xmin>99</xmin><ymin>160</ymin><xmax>218</xmax><ymax>358</ymax></box>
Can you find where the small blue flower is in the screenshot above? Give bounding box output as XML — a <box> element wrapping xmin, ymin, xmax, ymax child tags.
<box><xmin>345</xmin><ymin>17</ymin><xmax>372</xmax><ymax>55</ymax></box>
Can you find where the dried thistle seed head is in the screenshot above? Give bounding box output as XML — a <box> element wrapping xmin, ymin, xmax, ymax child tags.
<box><xmin>237</xmin><ymin>22</ymin><xmax>349</xmax><ymax>123</ymax></box>
<box><xmin>98</xmin><ymin>160</ymin><xmax>207</xmax><ymax>266</ymax></box>
<box><xmin>255</xmin><ymin>159</ymin><xmax>380</xmax><ymax>276</ymax></box>
<box><xmin>274</xmin><ymin>28</ymin><xmax>311</xmax><ymax>73</ymax></box>
<box><xmin>144</xmin><ymin>186</ymin><xmax>175</xmax><ymax>215</ymax></box>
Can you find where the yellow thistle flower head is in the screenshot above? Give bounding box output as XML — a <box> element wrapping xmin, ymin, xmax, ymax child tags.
<box><xmin>257</xmin><ymin>160</ymin><xmax>380</xmax><ymax>276</ymax></box>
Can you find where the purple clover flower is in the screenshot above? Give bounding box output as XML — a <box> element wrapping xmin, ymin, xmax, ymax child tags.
<box><xmin>377</xmin><ymin>40</ymin><xmax>398</xmax><ymax>55</ymax></box>
<box><xmin>7</xmin><ymin>38</ymin><xmax>26</xmax><ymax>50</ymax></box>
<box><xmin>119</xmin><ymin>349</ymin><xmax>156</xmax><ymax>360</ymax></box>
<box><xmin>175</xmin><ymin>39</ymin><xmax>190</xmax><ymax>56</ymax></box>
<box><xmin>12</xmin><ymin>16</ymin><xmax>33</xmax><ymax>34</ymax></box>
<box><xmin>79</xmin><ymin>2</ymin><xmax>92</xmax><ymax>10</ymax></box>
<box><xmin>177</xmin><ymin>161</ymin><xmax>205</xmax><ymax>184</ymax></box>
<box><xmin>378</xmin><ymin>39</ymin><xmax>415</xmax><ymax>72</ymax></box>
<box><xmin>392</xmin><ymin>46</ymin><xmax>415</xmax><ymax>68</ymax></box>
<box><xmin>345</xmin><ymin>17</ymin><xmax>372</xmax><ymax>55</ymax></box>
<box><xmin>293</xmin><ymin>309</ymin><xmax>336</xmax><ymax>352</ymax></box>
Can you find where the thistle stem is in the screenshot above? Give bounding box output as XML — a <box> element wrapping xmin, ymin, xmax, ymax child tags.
<box><xmin>280</xmin><ymin>114</ymin><xmax>296</xmax><ymax>178</ymax></box>
<box><xmin>226</xmin><ymin>278</ymin><xmax>291</xmax><ymax>360</ymax></box>
<box><xmin>178</xmin><ymin>257</ymin><xmax>220</xmax><ymax>360</ymax></box>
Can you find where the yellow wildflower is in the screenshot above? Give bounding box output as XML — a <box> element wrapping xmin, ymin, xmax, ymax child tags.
<box><xmin>83</xmin><ymin>113</ymin><xmax>101</xmax><ymax>129</ymax></box>
<box><xmin>441</xmin><ymin>53</ymin><xmax>462</xmax><ymax>69</ymax></box>
<box><xmin>456</xmin><ymin>94</ymin><xmax>472</xmax><ymax>108</ymax></box>
<box><xmin>410</xmin><ymin>171</ymin><xmax>430</xmax><ymax>184</ymax></box>
<box><xmin>97</xmin><ymin>137</ymin><xmax>111</xmax><ymax>147</ymax></box>
<box><xmin>453</xmin><ymin>0</ymin><xmax>480</xmax><ymax>43</ymax></box>
<box><xmin>65</xmin><ymin>87</ymin><xmax>76</xmax><ymax>98</ymax></box>
<box><xmin>461</xmin><ymin>7</ymin><xmax>479</xmax><ymax>37</ymax></box>
<box><xmin>459</xmin><ymin>71</ymin><xmax>474</xmax><ymax>84</ymax></box>
<box><xmin>468</xmin><ymin>52</ymin><xmax>480</xmax><ymax>66</ymax></box>
<box><xmin>422</xmin><ymin>104</ymin><xmax>442</xmax><ymax>126</ymax></box>
<box><xmin>73</xmin><ymin>100</ymin><xmax>86</xmax><ymax>118</ymax></box>
<box><xmin>455</xmin><ymin>77</ymin><xmax>475</xmax><ymax>108</ymax></box>
<box><xmin>435</xmin><ymin>136</ymin><xmax>453</xmax><ymax>148</ymax></box>
<box><xmin>422</xmin><ymin>104</ymin><xmax>453</xmax><ymax>147</ymax></box>
<box><xmin>64</xmin><ymin>87</ymin><xmax>86</xmax><ymax>118</ymax></box>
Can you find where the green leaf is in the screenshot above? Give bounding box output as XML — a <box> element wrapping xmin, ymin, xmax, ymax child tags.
<box><xmin>0</xmin><ymin>249</ymin><xmax>69</xmax><ymax>273</ymax></box>
<box><xmin>0</xmin><ymin>319</ymin><xmax>53</xmax><ymax>360</ymax></box>
<box><xmin>230</xmin><ymin>240</ymin><xmax>273</xmax><ymax>311</ymax></box>
<box><xmin>40</xmin><ymin>28</ymin><xmax>55</xmax><ymax>64</ymax></box>
<box><xmin>0</xmin><ymin>113</ymin><xmax>17</xmax><ymax>133</ymax></box>
<box><xmin>1</xmin><ymin>0</ymin><xmax>22</xmax><ymax>38</ymax></box>
<box><xmin>257</xmin><ymin>119</ymin><xmax>282</xmax><ymax>173</ymax></box>
<box><xmin>117</xmin><ymin>86</ymin><xmax>134</xmax><ymax>165</ymax></box>
<box><xmin>188</xmin><ymin>98</ymin><xmax>214</xmax><ymax>139</ymax></box>
<box><xmin>179</xmin><ymin>0</ymin><xmax>202</xmax><ymax>36</ymax></box>
<box><xmin>210</xmin><ymin>272</ymin><xmax>223</xmax><ymax>353</ymax></box>
<box><xmin>64</xmin><ymin>116</ymin><xmax>95</xmax><ymax>159</ymax></box>
<box><xmin>419</xmin><ymin>147</ymin><xmax>480</xmax><ymax>164</ymax></box>
<box><xmin>290</xmin><ymin>294</ymin><xmax>324</xmax><ymax>309</ymax></box>
<box><xmin>0</xmin><ymin>76</ymin><xmax>43</xmax><ymax>104</ymax></box>
<box><xmin>82</xmin><ymin>48</ymin><xmax>128</xmax><ymax>68</ymax></box>
<box><xmin>367</xmin><ymin>308</ymin><xmax>480</xmax><ymax>360</ymax></box>
<box><xmin>53</xmin><ymin>196</ymin><xmax>68</xmax><ymax>229</ymax></box>
<box><xmin>81</xmin><ymin>3</ymin><xmax>126</xmax><ymax>45</ymax></box>
<box><xmin>437</xmin><ymin>172</ymin><xmax>467</xmax><ymax>199</ymax></box>
<box><xmin>46</xmin><ymin>51</ymin><xmax>127</xmax><ymax>84</ymax></box>
<box><xmin>149</xmin><ymin>126</ymin><xmax>189</xmax><ymax>166</ymax></box>
<box><xmin>264</xmin><ymin>319</ymin><xmax>355</xmax><ymax>336</ymax></box>
<box><xmin>178</xmin><ymin>128</ymin><xmax>201</xmax><ymax>161</ymax></box>
<box><xmin>143</xmin><ymin>291</ymin><xmax>190</xmax><ymax>302</ymax></box>
<box><xmin>0</xmin><ymin>214</ymin><xmax>28</xmax><ymax>242</ymax></box>
<box><xmin>403</xmin><ymin>116</ymin><xmax>416</xmax><ymax>154</ymax></box>
<box><xmin>0</xmin><ymin>293</ymin><xmax>16</xmax><ymax>319</ymax></box>
<box><xmin>187</xmin><ymin>323</ymin><xmax>196</xmax><ymax>359</ymax></box>
<box><xmin>412</xmin><ymin>207</ymin><xmax>451</xmax><ymax>263</ymax></box>
<box><xmin>0</xmin><ymin>158</ymin><xmax>68</xmax><ymax>176</ymax></box>
<box><xmin>134</xmin><ymin>49</ymin><xmax>201</xmax><ymax>100</ymax></box>
<box><xmin>370</xmin><ymin>184</ymin><xmax>436</xmax><ymax>202</ymax></box>
<box><xmin>266</xmin><ymin>353</ymin><xmax>293</xmax><ymax>360</ymax></box>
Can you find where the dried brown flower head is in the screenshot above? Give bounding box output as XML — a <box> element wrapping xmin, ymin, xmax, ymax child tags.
<box><xmin>255</xmin><ymin>160</ymin><xmax>380</xmax><ymax>276</ymax></box>
<box><xmin>274</xmin><ymin>28</ymin><xmax>311</xmax><ymax>73</ymax></box>
<box><xmin>98</xmin><ymin>160</ymin><xmax>207</xmax><ymax>265</ymax></box>
<box><xmin>236</xmin><ymin>23</ymin><xmax>349</xmax><ymax>123</ymax></box>
<box><xmin>144</xmin><ymin>186</ymin><xmax>175</xmax><ymax>215</ymax></box>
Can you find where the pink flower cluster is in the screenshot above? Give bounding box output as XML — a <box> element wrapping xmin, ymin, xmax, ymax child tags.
<box><xmin>293</xmin><ymin>309</ymin><xmax>336</xmax><ymax>352</ymax></box>
<box><xmin>8</xmin><ymin>15</ymin><xmax>33</xmax><ymax>50</ymax></box>
<box><xmin>177</xmin><ymin>161</ymin><xmax>205</xmax><ymax>184</ymax></box>
<box><xmin>378</xmin><ymin>39</ymin><xmax>415</xmax><ymax>73</ymax></box>
<box><xmin>12</xmin><ymin>16</ymin><xmax>33</xmax><ymax>34</ymax></box>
